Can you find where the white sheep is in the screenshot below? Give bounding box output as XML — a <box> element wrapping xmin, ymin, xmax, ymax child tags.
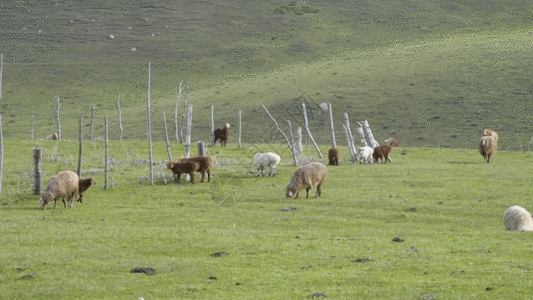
<box><xmin>503</xmin><ymin>206</ymin><xmax>533</xmax><ymax>231</ymax></box>
<box><xmin>39</xmin><ymin>170</ymin><xmax>80</xmax><ymax>210</ymax></box>
<box><xmin>253</xmin><ymin>152</ymin><xmax>281</xmax><ymax>176</ymax></box>
<box><xmin>357</xmin><ymin>146</ymin><xmax>374</xmax><ymax>165</ymax></box>
<box><xmin>286</xmin><ymin>162</ymin><xmax>327</xmax><ymax>199</ymax></box>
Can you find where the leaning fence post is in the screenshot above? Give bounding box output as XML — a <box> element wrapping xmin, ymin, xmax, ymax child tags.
<box><xmin>238</xmin><ymin>110</ymin><xmax>242</xmax><ymax>149</ymax></box>
<box><xmin>0</xmin><ymin>113</ymin><xmax>3</xmax><ymax>196</ymax></box>
<box><xmin>287</xmin><ymin>120</ymin><xmax>299</xmax><ymax>166</ymax></box>
<box><xmin>77</xmin><ymin>115</ymin><xmax>83</xmax><ymax>177</ymax></box>
<box><xmin>261</xmin><ymin>104</ymin><xmax>293</xmax><ymax>151</ymax></box>
<box><xmin>180</xmin><ymin>96</ymin><xmax>188</xmax><ymax>143</ymax></box>
<box><xmin>175</xmin><ymin>80</ymin><xmax>183</xmax><ymax>143</ymax></box>
<box><xmin>210</xmin><ymin>106</ymin><xmax>215</xmax><ymax>145</ymax></box>
<box><xmin>162</xmin><ymin>111</ymin><xmax>173</xmax><ymax>161</ymax></box>
<box><xmin>0</xmin><ymin>54</ymin><xmax>3</xmax><ymax>101</ymax></box>
<box><xmin>184</xmin><ymin>103</ymin><xmax>193</xmax><ymax>181</ymax></box>
<box><xmin>105</xmin><ymin>115</ymin><xmax>109</xmax><ymax>189</ymax></box>
<box><xmin>55</xmin><ymin>95</ymin><xmax>61</xmax><ymax>140</ymax></box>
<box><xmin>343</xmin><ymin>124</ymin><xmax>356</xmax><ymax>164</ymax></box>
<box><xmin>327</xmin><ymin>103</ymin><xmax>336</xmax><ymax>149</ymax></box>
<box><xmin>117</xmin><ymin>93</ymin><xmax>123</xmax><ymax>141</ymax></box>
<box><xmin>33</xmin><ymin>146</ymin><xmax>42</xmax><ymax>195</ymax></box>
<box><xmin>302</xmin><ymin>102</ymin><xmax>323</xmax><ymax>158</ymax></box>
<box><xmin>147</xmin><ymin>63</ymin><xmax>153</xmax><ymax>185</ymax></box>
<box><xmin>30</xmin><ymin>115</ymin><xmax>35</xmax><ymax>140</ymax></box>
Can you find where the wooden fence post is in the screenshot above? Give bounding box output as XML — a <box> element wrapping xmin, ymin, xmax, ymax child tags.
<box><xmin>328</xmin><ymin>103</ymin><xmax>336</xmax><ymax>149</ymax></box>
<box><xmin>77</xmin><ymin>115</ymin><xmax>83</xmax><ymax>177</ymax></box>
<box><xmin>238</xmin><ymin>110</ymin><xmax>242</xmax><ymax>149</ymax></box>
<box><xmin>343</xmin><ymin>113</ymin><xmax>358</xmax><ymax>161</ymax></box>
<box><xmin>180</xmin><ymin>96</ymin><xmax>188</xmax><ymax>143</ymax></box>
<box><xmin>117</xmin><ymin>93</ymin><xmax>123</xmax><ymax>141</ymax></box>
<box><xmin>0</xmin><ymin>113</ymin><xmax>3</xmax><ymax>196</ymax></box>
<box><xmin>197</xmin><ymin>141</ymin><xmax>205</xmax><ymax>156</ymax></box>
<box><xmin>56</xmin><ymin>95</ymin><xmax>61</xmax><ymax>140</ymax></box>
<box><xmin>210</xmin><ymin>106</ymin><xmax>215</xmax><ymax>145</ymax></box>
<box><xmin>343</xmin><ymin>124</ymin><xmax>356</xmax><ymax>164</ymax></box>
<box><xmin>287</xmin><ymin>120</ymin><xmax>299</xmax><ymax>166</ymax></box>
<box><xmin>175</xmin><ymin>80</ymin><xmax>183</xmax><ymax>143</ymax></box>
<box><xmin>260</xmin><ymin>104</ymin><xmax>293</xmax><ymax>151</ymax></box>
<box><xmin>294</xmin><ymin>127</ymin><xmax>303</xmax><ymax>157</ymax></box>
<box><xmin>184</xmin><ymin>103</ymin><xmax>193</xmax><ymax>181</ymax></box>
<box><xmin>147</xmin><ymin>63</ymin><xmax>153</xmax><ymax>185</ymax></box>
<box><xmin>302</xmin><ymin>102</ymin><xmax>323</xmax><ymax>158</ymax></box>
<box><xmin>162</xmin><ymin>111</ymin><xmax>173</xmax><ymax>161</ymax></box>
<box><xmin>33</xmin><ymin>146</ymin><xmax>42</xmax><ymax>195</ymax></box>
<box><xmin>362</xmin><ymin>120</ymin><xmax>380</xmax><ymax>148</ymax></box>
<box><xmin>90</xmin><ymin>104</ymin><xmax>95</xmax><ymax>140</ymax></box>
<box><xmin>105</xmin><ymin>115</ymin><xmax>109</xmax><ymax>189</ymax></box>
<box><xmin>0</xmin><ymin>54</ymin><xmax>3</xmax><ymax>101</ymax></box>
<box><xmin>355</xmin><ymin>122</ymin><xmax>367</xmax><ymax>147</ymax></box>
<box><xmin>30</xmin><ymin>115</ymin><xmax>34</xmax><ymax>140</ymax></box>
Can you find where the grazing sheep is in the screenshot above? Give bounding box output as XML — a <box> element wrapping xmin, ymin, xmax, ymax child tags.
<box><xmin>384</xmin><ymin>136</ymin><xmax>400</xmax><ymax>147</ymax></box>
<box><xmin>167</xmin><ymin>161</ymin><xmax>200</xmax><ymax>184</ymax></box>
<box><xmin>357</xmin><ymin>146</ymin><xmax>374</xmax><ymax>165</ymax></box>
<box><xmin>504</xmin><ymin>206</ymin><xmax>533</xmax><ymax>231</ymax></box>
<box><xmin>328</xmin><ymin>148</ymin><xmax>339</xmax><ymax>166</ymax></box>
<box><xmin>45</xmin><ymin>133</ymin><xmax>58</xmax><ymax>140</ymax></box>
<box><xmin>76</xmin><ymin>177</ymin><xmax>96</xmax><ymax>203</ymax></box>
<box><xmin>483</xmin><ymin>128</ymin><xmax>498</xmax><ymax>142</ymax></box>
<box><xmin>479</xmin><ymin>136</ymin><xmax>497</xmax><ymax>163</ymax></box>
<box><xmin>39</xmin><ymin>170</ymin><xmax>79</xmax><ymax>210</ymax></box>
<box><xmin>213</xmin><ymin>123</ymin><xmax>230</xmax><ymax>147</ymax></box>
<box><xmin>373</xmin><ymin>144</ymin><xmax>393</xmax><ymax>164</ymax></box>
<box><xmin>286</xmin><ymin>162</ymin><xmax>327</xmax><ymax>199</ymax></box>
<box><xmin>177</xmin><ymin>156</ymin><xmax>216</xmax><ymax>182</ymax></box>
<box><xmin>254</xmin><ymin>152</ymin><xmax>281</xmax><ymax>176</ymax></box>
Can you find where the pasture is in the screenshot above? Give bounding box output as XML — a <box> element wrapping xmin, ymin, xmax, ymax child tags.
<box><xmin>1</xmin><ymin>139</ymin><xmax>532</xmax><ymax>299</ymax></box>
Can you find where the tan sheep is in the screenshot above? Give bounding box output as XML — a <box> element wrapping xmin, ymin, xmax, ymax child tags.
<box><xmin>383</xmin><ymin>136</ymin><xmax>400</xmax><ymax>147</ymax></box>
<box><xmin>39</xmin><ymin>170</ymin><xmax>80</xmax><ymax>210</ymax></box>
<box><xmin>45</xmin><ymin>133</ymin><xmax>58</xmax><ymax>140</ymax></box>
<box><xmin>286</xmin><ymin>162</ymin><xmax>327</xmax><ymax>199</ymax></box>
<box><xmin>483</xmin><ymin>128</ymin><xmax>498</xmax><ymax>142</ymax></box>
<box><xmin>504</xmin><ymin>206</ymin><xmax>533</xmax><ymax>231</ymax></box>
<box><xmin>479</xmin><ymin>136</ymin><xmax>497</xmax><ymax>163</ymax></box>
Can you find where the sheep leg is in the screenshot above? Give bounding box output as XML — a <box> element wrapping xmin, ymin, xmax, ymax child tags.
<box><xmin>77</xmin><ymin>194</ymin><xmax>83</xmax><ymax>203</ymax></box>
<box><xmin>383</xmin><ymin>155</ymin><xmax>388</xmax><ymax>164</ymax></box>
<box><xmin>316</xmin><ymin>185</ymin><xmax>322</xmax><ymax>197</ymax></box>
<box><xmin>306</xmin><ymin>188</ymin><xmax>310</xmax><ymax>199</ymax></box>
<box><xmin>190</xmin><ymin>172</ymin><xmax>195</xmax><ymax>184</ymax></box>
<box><xmin>54</xmin><ymin>199</ymin><xmax>58</xmax><ymax>209</ymax></box>
<box><xmin>176</xmin><ymin>172</ymin><xmax>181</xmax><ymax>183</ymax></box>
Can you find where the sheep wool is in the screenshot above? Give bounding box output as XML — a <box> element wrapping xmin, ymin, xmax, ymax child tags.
<box><xmin>479</xmin><ymin>136</ymin><xmax>497</xmax><ymax>163</ymax></box>
<box><xmin>328</xmin><ymin>148</ymin><xmax>339</xmax><ymax>166</ymax></box>
<box><xmin>254</xmin><ymin>152</ymin><xmax>281</xmax><ymax>176</ymax></box>
<box><xmin>39</xmin><ymin>170</ymin><xmax>80</xmax><ymax>210</ymax></box>
<box><xmin>373</xmin><ymin>144</ymin><xmax>393</xmax><ymax>164</ymax></box>
<box><xmin>483</xmin><ymin>128</ymin><xmax>498</xmax><ymax>142</ymax></box>
<box><xmin>286</xmin><ymin>162</ymin><xmax>327</xmax><ymax>199</ymax></box>
<box><xmin>504</xmin><ymin>206</ymin><xmax>533</xmax><ymax>231</ymax></box>
<box><xmin>167</xmin><ymin>161</ymin><xmax>200</xmax><ymax>183</ymax></box>
<box><xmin>214</xmin><ymin>123</ymin><xmax>231</xmax><ymax>147</ymax></box>
<box><xmin>177</xmin><ymin>156</ymin><xmax>216</xmax><ymax>182</ymax></box>
<box><xmin>357</xmin><ymin>146</ymin><xmax>374</xmax><ymax>165</ymax></box>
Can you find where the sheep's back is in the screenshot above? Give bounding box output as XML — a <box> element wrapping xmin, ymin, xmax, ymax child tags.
<box><xmin>504</xmin><ymin>206</ymin><xmax>533</xmax><ymax>231</ymax></box>
<box><xmin>479</xmin><ymin>136</ymin><xmax>497</xmax><ymax>154</ymax></box>
<box><xmin>44</xmin><ymin>171</ymin><xmax>79</xmax><ymax>197</ymax></box>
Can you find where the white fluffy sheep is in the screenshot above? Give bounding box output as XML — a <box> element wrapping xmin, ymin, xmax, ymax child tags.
<box><xmin>286</xmin><ymin>162</ymin><xmax>327</xmax><ymax>199</ymax></box>
<box><xmin>357</xmin><ymin>146</ymin><xmax>374</xmax><ymax>165</ymax></box>
<box><xmin>39</xmin><ymin>170</ymin><xmax>80</xmax><ymax>210</ymax></box>
<box><xmin>253</xmin><ymin>152</ymin><xmax>281</xmax><ymax>176</ymax></box>
<box><xmin>503</xmin><ymin>206</ymin><xmax>533</xmax><ymax>231</ymax></box>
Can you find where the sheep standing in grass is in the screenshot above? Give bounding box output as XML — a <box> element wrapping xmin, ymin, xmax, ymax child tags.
<box><xmin>373</xmin><ymin>144</ymin><xmax>393</xmax><ymax>164</ymax></box>
<box><xmin>384</xmin><ymin>136</ymin><xmax>400</xmax><ymax>147</ymax></box>
<box><xmin>504</xmin><ymin>206</ymin><xmax>533</xmax><ymax>231</ymax></box>
<box><xmin>479</xmin><ymin>136</ymin><xmax>497</xmax><ymax>163</ymax></box>
<box><xmin>328</xmin><ymin>148</ymin><xmax>339</xmax><ymax>166</ymax></box>
<box><xmin>483</xmin><ymin>128</ymin><xmax>498</xmax><ymax>142</ymax></box>
<box><xmin>39</xmin><ymin>170</ymin><xmax>79</xmax><ymax>210</ymax></box>
<box><xmin>213</xmin><ymin>123</ymin><xmax>230</xmax><ymax>147</ymax></box>
<box><xmin>357</xmin><ymin>146</ymin><xmax>374</xmax><ymax>165</ymax></box>
<box><xmin>254</xmin><ymin>152</ymin><xmax>281</xmax><ymax>176</ymax></box>
<box><xmin>76</xmin><ymin>177</ymin><xmax>96</xmax><ymax>203</ymax></box>
<box><xmin>286</xmin><ymin>162</ymin><xmax>327</xmax><ymax>199</ymax></box>
<box><xmin>177</xmin><ymin>156</ymin><xmax>216</xmax><ymax>182</ymax></box>
<box><xmin>167</xmin><ymin>161</ymin><xmax>200</xmax><ymax>184</ymax></box>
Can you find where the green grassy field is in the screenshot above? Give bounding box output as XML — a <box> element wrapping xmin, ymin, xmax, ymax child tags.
<box><xmin>0</xmin><ymin>139</ymin><xmax>532</xmax><ymax>299</ymax></box>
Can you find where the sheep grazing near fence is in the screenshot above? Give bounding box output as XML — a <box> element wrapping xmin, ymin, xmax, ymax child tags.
<box><xmin>383</xmin><ymin>136</ymin><xmax>400</xmax><ymax>147</ymax></box>
<box><xmin>483</xmin><ymin>128</ymin><xmax>498</xmax><ymax>142</ymax></box>
<box><xmin>167</xmin><ymin>161</ymin><xmax>200</xmax><ymax>184</ymax></box>
<box><xmin>504</xmin><ymin>205</ymin><xmax>533</xmax><ymax>231</ymax></box>
<box><xmin>328</xmin><ymin>148</ymin><xmax>339</xmax><ymax>166</ymax></box>
<box><xmin>39</xmin><ymin>170</ymin><xmax>80</xmax><ymax>210</ymax></box>
<box><xmin>177</xmin><ymin>156</ymin><xmax>216</xmax><ymax>182</ymax></box>
<box><xmin>45</xmin><ymin>133</ymin><xmax>58</xmax><ymax>140</ymax></box>
<box><xmin>373</xmin><ymin>144</ymin><xmax>393</xmax><ymax>164</ymax></box>
<box><xmin>76</xmin><ymin>177</ymin><xmax>96</xmax><ymax>203</ymax></box>
<box><xmin>254</xmin><ymin>152</ymin><xmax>281</xmax><ymax>176</ymax></box>
<box><xmin>286</xmin><ymin>162</ymin><xmax>327</xmax><ymax>199</ymax></box>
<box><xmin>479</xmin><ymin>136</ymin><xmax>497</xmax><ymax>163</ymax></box>
<box><xmin>213</xmin><ymin>123</ymin><xmax>230</xmax><ymax>147</ymax></box>
<box><xmin>358</xmin><ymin>146</ymin><xmax>374</xmax><ymax>165</ymax></box>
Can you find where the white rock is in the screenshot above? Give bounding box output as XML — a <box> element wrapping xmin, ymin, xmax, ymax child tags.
<box><xmin>108</xmin><ymin>35</ymin><xmax>115</xmax><ymax>39</ymax></box>
<box><xmin>131</xmin><ymin>47</ymin><xmax>137</xmax><ymax>52</ymax></box>
<box><xmin>319</xmin><ymin>103</ymin><xmax>328</xmax><ymax>110</ymax></box>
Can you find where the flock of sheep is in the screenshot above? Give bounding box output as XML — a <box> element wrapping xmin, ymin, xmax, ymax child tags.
<box><xmin>38</xmin><ymin>125</ymin><xmax>533</xmax><ymax>232</ymax></box>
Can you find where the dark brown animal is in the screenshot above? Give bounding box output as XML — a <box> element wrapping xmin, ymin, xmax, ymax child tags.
<box><xmin>328</xmin><ymin>148</ymin><xmax>339</xmax><ymax>165</ymax></box>
<box><xmin>177</xmin><ymin>156</ymin><xmax>216</xmax><ymax>182</ymax></box>
<box><xmin>167</xmin><ymin>161</ymin><xmax>200</xmax><ymax>183</ymax></box>
<box><xmin>479</xmin><ymin>136</ymin><xmax>497</xmax><ymax>163</ymax></box>
<box><xmin>373</xmin><ymin>144</ymin><xmax>393</xmax><ymax>164</ymax></box>
<box><xmin>77</xmin><ymin>177</ymin><xmax>96</xmax><ymax>203</ymax></box>
<box><xmin>384</xmin><ymin>136</ymin><xmax>399</xmax><ymax>147</ymax></box>
<box><xmin>213</xmin><ymin>123</ymin><xmax>230</xmax><ymax>147</ymax></box>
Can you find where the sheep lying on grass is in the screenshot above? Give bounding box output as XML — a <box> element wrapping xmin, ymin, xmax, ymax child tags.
<box><xmin>76</xmin><ymin>177</ymin><xmax>96</xmax><ymax>203</ymax></box>
<box><xmin>479</xmin><ymin>136</ymin><xmax>497</xmax><ymax>163</ymax></box>
<box><xmin>254</xmin><ymin>152</ymin><xmax>281</xmax><ymax>176</ymax></box>
<box><xmin>177</xmin><ymin>156</ymin><xmax>216</xmax><ymax>182</ymax></box>
<box><xmin>40</xmin><ymin>170</ymin><xmax>79</xmax><ymax>210</ymax></box>
<box><xmin>373</xmin><ymin>144</ymin><xmax>393</xmax><ymax>164</ymax></box>
<box><xmin>384</xmin><ymin>136</ymin><xmax>400</xmax><ymax>147</ymax></box>
<box><xmin>328</xmin><ymin>148</ymin><xmax>339</xmax><ymax>165</ymax></box>
<box><xmin>214</xmin><ymin>123</ymin><xmax>230</xmax><ymax>147</ymax></box>
<box><xmin>357</xmin><ymin>146</ymin><xmax>374</xmax><ymax>165</ymax></box>
<box><xmin>167</xmin><ymin>161</ymin><xmax>200</xmax><ymax>184</ymax></box>
<box><xmin>45</xmin><ymin>133</ymin><xmax>58</xmax><ymax>140</ymax></box>
<box><xmin>286</xmin><ymin>162</ymin><xmax>327</xmax><ymax>199</ymax></box>
<box><xmin>483</xmin><ymin>128</ymin><xmax>498</xmax><ymax>142</ymax></box>
<box><xmin>504</xmin><ymin>206</ymin><xmax>533</xmax><ymax>231</ymax></box>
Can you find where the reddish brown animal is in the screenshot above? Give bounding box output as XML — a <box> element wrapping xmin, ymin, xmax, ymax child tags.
<box><xmin>373</xmin><ymin>144</ymin><xmax>393</xmax><ymax>164</ymax></box>
<box><xmin>167</xmin><ymin>161</ymin><xmax>200</xmax><ymax>184</ymax></box>
<box><xmin>213</xmin><ymin>123</ymin><xmax>230</xmax><ymax>147</ymax></box>
<box><xmin>46</xmin><ymin>133</ymin><xmax>59</xmax><ymax>140</ymax></box>
<box><xmin>384</xmin><ymin>136</ymin><xmax>400</xmax><ymax>147</ymax></box>
<box><xmin>479</xmin><ymin>136</ymin><xmax>497</xmax><ymax>164</ymax></box>
<box><xmin>77</xmin><ymin>177</ymin><xmax>96</xmax><ymax>203</ymax></box>
<box><xmin>328</xmin><ymin>148</ymin><xmax>339</xmax><ymax>165</ymax></box>
<box><xmin>177</xmin><ymin>156</ymin><xmax>216</xmax><ymax>182</ymax></box>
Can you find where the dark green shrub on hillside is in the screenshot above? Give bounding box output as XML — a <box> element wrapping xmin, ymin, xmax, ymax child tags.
<box><xmin>273</xmin><ymin>4</ymin><xmax>319</xmax><ymax>15</ymax></box>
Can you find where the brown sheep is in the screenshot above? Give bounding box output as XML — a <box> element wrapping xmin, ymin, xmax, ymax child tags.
<box><xmin>328</xmin><ymin>148</ymin><xmax>339</xmax><ymax>166</ymax></box>
<box><xmin>383</xmin><ymin>136</ymin><xmax>400</xmax><ymax>147</ymax></box>
<box><xmin>373</xmin><ymin>144</ymin><xmax>393</xmax><ymax>164</ymax></box>
<box><xmin>177</xmin><ymin>156</ymin><xmax>216</xmax><ymax>182</ymax></box>
<box><xmin>479</xmin><ymin>136</ymin><xmax>497</xmax><ymax>163</ymax></box>
<box><xmin>213</xmin><ymin>123</ymin><xmax>230</xmax><ymax>147</ymax></box>
<box><xmin>286</xmin><ymin>162</ymin><xmax>327</xmax><ymax>199</ymax></box>
<box><xmin>45</xmin><ymin>133</ymin><xmax>58</xmax><ymax>140</ymax></box>
<box><xmin>167</xmin><ymin>161</ymin><xmax>200</xmax><ymax>183</ymax></box>
<box><xmin>483</xmin><ymin>128</ymin><xmax>498</xmax><ymax>142</ymax></box>
<box><xmin>76</xmin><ymin>177</ymin><xmax>96</xmax><ymax>203</ymax></box>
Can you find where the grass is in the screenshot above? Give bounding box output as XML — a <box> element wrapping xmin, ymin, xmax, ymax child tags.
<box><xmin>1</xmin><ymin>138</ymin><xmax>533</xmax><ymax>299</ymax></box>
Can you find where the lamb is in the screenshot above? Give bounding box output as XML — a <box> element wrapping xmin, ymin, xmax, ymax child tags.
<box><xmin>373</xmin><ymin>144</ymin><xmax>393</xmax><ymax>164</ymax></box>
<box><xmin>76</xmin><ymin>177</ymin><xmax>96</xmax><ymax>203</ymax></box>
<box><xmin>177</xmin><ymin>155</ymin><xmax>216</xmax><ymax>182</ymax></box>
<box><xmin>167</xmin><ymin>161</ymin><xmax>200</xmax><ymax>184</ymax></box>
<box><xmin>253</xmin><ymin>152</ymin><xmax>281</xmax><ymax>176</ymax></box>
<box><xmin>479</xmin><ymin>136</ymin><xmax>497</xmax><ymax>163</ymax></box>
<box><xmin>483</xmin><ymin>128</ymin><xmax>498</xmax><ymax>142</ymax></box>
<box><xmin>383</xmin><ymin>136</ymin><xmax>400</xmax><ymax>147</ymax></box>
<box><xmin>328</xmin><ymin>148</ymin><xmax>339</xmax><ymax>166</ymax></box>
<box><xmin>286</xmin><ymin>162</ymin><xmax>327</xmax><ymax>199</ymax></box>
<box><xmin>213</xmin><ymin>123</ymin><xmax>230</xmax><ymax>147</ymax></box>
<box><xmin>357</xmin><ymin>146</ymin><xmax>374</xmax><ymax>165</ymax></box>
<box><xmin>45</xmin><ymin>133</ymin><xmax>58</xmax><ymax>140</ymax></box>
<box><xmin>503</xmin><ymin>206</ymin><xmax>533</xmax><ymax>231</ymax></box>
<box><xmin>39</xmin><ymin>170</ymin><xmax>80</xmax><ymax>210</ymax></box>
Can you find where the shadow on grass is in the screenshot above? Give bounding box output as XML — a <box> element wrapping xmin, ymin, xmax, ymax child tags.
<box><xmin>446</xmin><ymin>161</ymin><xmax>480</xmax><ymax>165</ymax></box>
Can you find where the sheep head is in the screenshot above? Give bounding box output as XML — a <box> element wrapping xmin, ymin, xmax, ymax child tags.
<box><xmin>167</xmin><ymin>161</ymin><xmax>175</xmax><ymax>169</ymax></box>
<box><xmin>39</xmin><ymin>193</ymin><xmax>53</xmax><ymax>210</ymax></box>
<box><xmin>285</xmin><ymin>187</ymin><xmax>295</xmax><ymax>198</ymax></box>
<box><xmin>224</xmin><ymin>123</ymin><xmax>231</xmax><ymax>129</ymax></box>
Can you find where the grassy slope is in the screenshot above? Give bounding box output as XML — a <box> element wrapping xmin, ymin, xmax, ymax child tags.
<box><xmin>1</xmin><ymin>139</ymin><xmax>533</xmax><ymax>299</ymax></box>
<box><xmin>1</xmin><ymin>0</ymin><xmax>533</xmax><ymax>149</ymax></box>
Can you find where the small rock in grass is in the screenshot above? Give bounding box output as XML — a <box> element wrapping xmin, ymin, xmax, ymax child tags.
<box><xmin>211</xmin><ymin>252</ymin><xmax>228</xmax><ymax>257</ymax></box>
<box><xmin>21</xmin><ymin>273</ymin><xmax>37</xmax><ymax>279</ymax></box>
<box><xmin>209</xmin><ymin>276</ymin><xmax>217</xmax><ymax>280</ymax></box>
<box><xmin>351</xmin><ymin>258</ymin><xmax>373</xmax><ymax>263</ymax></box>
<box><xmin>409</xmin><ymin>207</ymin><xmax>417</xmax><ymax>212</ymax></box>
<box><xmin>132</xmin><ymin>267</ymin><xmax>156</xmax><ymax>275</ymax></box>
<box><xmin>311</xmin><ymin>292</ymin><xmax>327</xmax><ymax>297</ymax></box>
<box><xmin>392</xmin><ymin>237</ymin><xmax>404</xmax><ymax>242</ymax></box>
<box><xmin>421</xmin><ymin>294</ymin><xmax>439</xmax><ymax>299</ymax></box>
<box><xmin>281</xmin><ymin>206</ymin><xmax>297</xmax><ymax>211</ymax></box>
<box><xmin>411</xmin><ymin>246</ymin><xmax>419</xmax><ymax>252</ymax></box>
